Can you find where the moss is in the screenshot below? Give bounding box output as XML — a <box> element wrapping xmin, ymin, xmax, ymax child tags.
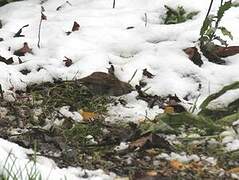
<box><xmin>64</xmin><ymin>122</ymin><xmax>103</xmax><ymax>146</ymax></box>
<box><xmin>25</xmin><ymin>81</ymin><xmax>112</xmax><ymax>125</ymax></box>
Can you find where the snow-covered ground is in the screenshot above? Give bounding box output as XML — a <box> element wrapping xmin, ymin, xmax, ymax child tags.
<box><xmin>0</xmin><ymin>0</ymin><xmax>239</xmax><ymax>179</ymax></box>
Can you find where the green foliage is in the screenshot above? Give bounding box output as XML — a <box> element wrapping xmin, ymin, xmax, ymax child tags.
<box><xmin>200</xmin><ymin>81</ymin><xmax>239</xmax><ymax>109</ymax></box>
<box><xmin>163</xmin><ymin>5</ymin><xmax>199</xmax><ymax>24</ymax></box>
<box><xmin>64</xmin><ymin>122</ymin><xmax>103</xmax><ymax>146</ymax></box>
<box><xmin>199</xmin><ymin>81</ymin><xmax>239</xmax><ymax>121</ymax></box>
<box><xmin>200</xmin><ymin>1</ymin><xmax>239</xmax><ymax>47</ymax></box>
<box><xmin>0</xmin><ymin>150</ymin><xmax>42</xmax><ymax>180</ymax></box>
<box><xmin>159</xmin><ymin>112</ymin><xmax>223</xmax><ymax>135</ymax></box>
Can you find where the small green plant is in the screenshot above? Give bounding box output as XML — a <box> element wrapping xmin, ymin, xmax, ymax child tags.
<box><xmin>199</xmin><ymin>0</ymin><xmax>239</xmax><ymax>64</ymax></box>
<box><xmin>0</xmin><ymin>150</ymin><xmax>42</xmax><ymax>180</ymax></box>
<box><xmin>163</xmin><ymin>5</ymin><xmax>199</xmax><ymax>24</ymax></box>
<box><xmin>200</xmin><ymin>0</ymin><xmax>239</xmax><ymax>47</ymax></box>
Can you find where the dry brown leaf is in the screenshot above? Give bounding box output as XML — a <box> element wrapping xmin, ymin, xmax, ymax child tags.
<box><xmin>228</xmin><ymin>167</ymin><xmax>239</xmax><ymax>173</ymax></box>
<box><xmin>72</xmin><ymin>21</ymin><xmax>80</xmax><ymax>32</ymax></box>
<box><xmin>63</xmin><ymin>56</ymin><xmax>73</xmax><ymax>67</ymax></box>
<box><xmin>183</xmin><ymin>47</ymin><xmax>203</xmax><ymax>67</ymax></box>
<box><xmin>14</xmin><ymin>42</ymin><xmax>32</xmax><ymax>56</ymax></box>
<box><xmin>0</xmin><ymin>56</ymin><xmax>14</xmax><ymax>65</ymax></box>
<box><xmin>41</xmin><ymin>12</ymin><xmax>47</xmax><ymax>20</ymax></box>
<box><xmin>164</xmin><ymin>106</ymin><xmax>174</xmax><ymax>114</ymax></box>
<box><xmin>213</xmin><ymin>46</ymin><xmax>239</xmax><ymax>58</ymax></box>
<box><xmin>129</xmin><ymin>133</ymin><xmax>173</xmax><ymax>150</ymax></box>
<box><xmin>143</xmin><ymin>68</ymin><xmax>155</xmax><ymax>79</ymax></box>
<box><xmin>170</xmin><ymin>160</ymin><xmax>185</xmax><ymax>170</ymax></box>
<box><xmin>79</xmin><ymin>109</ymin><xmax>98</xmax><ymax>121</ymax></box>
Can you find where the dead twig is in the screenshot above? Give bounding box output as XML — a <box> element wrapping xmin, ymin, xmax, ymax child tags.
<box><xmin>144</xmin><ymin>13</ymin><xmax>148</xmax><ymax>27</ymax></box>
<box><xmin>37</xmin><ymin>6</ymin><xmax>47</xmax><ymax>48</ymax></box>
<box><xmin>113</xmin><ymin>0</ymin><xmax>116</xmax><ymax>8</ymax></box>
<box><xmin>128</xmin><ymin>69</ymin><xmax>137</xmax><ymax>84</ymax></box>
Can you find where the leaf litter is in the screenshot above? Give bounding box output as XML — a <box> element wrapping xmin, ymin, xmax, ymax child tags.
<box><xmin>0</xmin><ymin>78</ymin><xmax>239</xmax><ymax>179</ymax></box>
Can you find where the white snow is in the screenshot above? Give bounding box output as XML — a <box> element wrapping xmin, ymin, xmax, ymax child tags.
<box><xmin>0</xmin><ymin>0</ymin><xmax>239</xmax><ymax>178</ymax></box>
<box><xmin>156</xmin><ymin>152</ymin><xmax>217</xmax><ymax>165</ymax></box>
<box><xmin>0</xmin><ymin>138</ymin><xmax>114</xmax><ymax>180</ymax></box>
<box><xmin>59</xmin><ymin>106</ymin><xmax>83</xmax><ymax>122</ymax></box>
<box><xmin>226</xmin><ymin>139</ymin><xmax>239</xmax><ymax>151</ymax></box>
<box><xmin>114</xmin><ymin>142</ymin><xmax>129</xmax><ymax>151</ymax></box>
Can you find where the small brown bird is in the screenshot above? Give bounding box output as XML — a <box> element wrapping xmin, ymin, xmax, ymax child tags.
<box><xmin>77</xmin><ymin>72</ymin><xmax>133</xmax><ymax>96</ymax></box>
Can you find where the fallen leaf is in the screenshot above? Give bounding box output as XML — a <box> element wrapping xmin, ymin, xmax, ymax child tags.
<box><xmin>56</xmin><ymin>1</ymin><xmax>72</xmax><ymax>11</ymax></box>
<box><xmin>72</xmin><ymin>21</ymin><xmax>80</xmax><ymax>32</ymax></box>
<box><xmin>14</xmin><ymin>42</ymin><xmax>32</xmax><ymax>56</ymax></box>
<box><xmin>183</xmin><ymin>47</ymin><xmax>203</xmax><ymax>67</ymax></box>
<box><xmin>18</xmin><ymin>57</ymin><xmax>23</xmax><ymax>64</ymax></box>
<box><xmin>170</xmin><ymin>160</ymin><xmax>185</xmax><ymax>170</ymax></box>
<box><xmin>129</xmin><ymin>133</ymin><xmax>173</xmax><ymax>150</ymax></box>
<box><xmin>14</xmin><ymin>24</ymin><xmax>29</xmax><ymax>38</ymax></box>
<box><xmin>126</xmin><ymin>26</ymin><xmax>134</xmax><ymax>30</ymax></box>
<box><xmin>228</xmin><ymin>167</ymin><xmax>239</xmax><ymax>173</ymax></box>
<box><xmin>79</xmin><ymin>109</ymin><xmax>97</xmax><ymax>121</ymax></box>
<box><xmin>41</xmin><ymin>12</ymin><xmax>47</xmax><ymax>20</ymax></box>
<box><xmin>0</xmin><ymin>56</ymin><xmax>14</xmax><ymax>65</ymax></box>
<box><xmin>213</xmin><ymin>45</ymin><xmax>239</xmax><ymax>58</ymax></box>
<box><xmin>143</xmin><ymin>68</ymin><xmax>155</xmax><ymax>78</ymax></box>
<box><xmin>200</xmin><ymin>45</ymin><xmax>225</xmax><ymax>65</ymax></box>
<box><xmin>164</xmin><ymin>106</ymin><xmax>174</xmax><ymax>114</ymax></box>
<box><xmin>20</xmin><ymin>69</ymin><xmax>31</xmax><ymax>75</ymax></box>
<box><xmin>63</xmin><ymin>56</ymin><xmax>73</xmax><ymax>67</ymax></box>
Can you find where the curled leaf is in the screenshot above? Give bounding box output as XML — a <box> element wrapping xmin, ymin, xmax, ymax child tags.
<box><xmin>143</xmin><ymin>68</ymin><xmax>155</xmax><ymax>78</ymax></box>
<box><xmin>63</xmin><ymin>56</ymin><xmax>73</xmax><ymax>67</ymax></box>
<box><xmin>14</xmin><ymin>42</ymin><xmax>33</xmax><ymax>56</ymax></box>
<box><xmin>0</xmin><ymin>56</ymin><xmax>14</xmax><ymax>65</ymax></box>
<box><xmin>79</xmin><ymin>109</ymin><xmax>98</xmax><ymax>122</ymax></box>
<box><xmin>72</xmin><ymin>21</ymin><xmax>80</xmax><ymax>32</ymax></box>
<box><xmin>14</xmin><ymin>24</ymin><xmax>29</xmax><ymax>38</ymax></box>
<box><xmin>41</xmin><ymin>12</ymin><xmax>47</xmax><ymax>20</ymax></box>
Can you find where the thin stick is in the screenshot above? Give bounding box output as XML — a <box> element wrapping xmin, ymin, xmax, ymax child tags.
<box><xmin>38</xmin><ymin>7</ymin><xmax>46</xmax><ymax>48</ymax></box>
<box><xmin>220</xmin><ymin>0</ymin><xmax>223</xmax><ymax>6</ymax></box>
<box><xmin>37</xmin><ymin>17</ymin><xmax>43</xmax><ymax>48</ymax></box>
<box><xmin>144</xmin><ymin>13</ymin><xmax>148</xmax><ymax>27</ymax></box>
<box><xmin>200</xmin><ymin>0</ymin><xmax>214</xmax><ymax>47</ymax></box>
<box><xmin>113</xmin><ymin>0</ymin><xmax>116</xmax><ymax>8</ymax></box>
<box><xmin>128</xmin><ymin>69</ymin><xmax>137</xmax><ymax>84</ymax></box>
<box><xmin>0</xmin><ymin>84</ymin><xmax>3</xmax><ymax>99</ymax></box>
<box><xmin>205</xmin><ymin>0</ymin><xmax>214</xmax><ymax>21</ymax></box>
